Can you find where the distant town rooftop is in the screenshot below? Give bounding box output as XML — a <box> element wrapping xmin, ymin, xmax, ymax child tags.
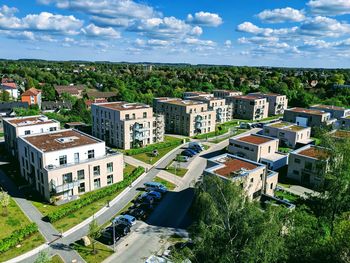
<box><xmin>249</xmin><ymin>92</ymin><xmax>284</xmax><ymax>97</ymax></box>
<box><xmin>237</xmin><ymin>134</ymin><xmax>275</xmax><ymax>145</ymax></box>
<box><xmin>296</xmin><ymin>145</ymin><xmax>330</xmax><ymax>160</ymax></box>
<box><xmin>232</xmin><ymin>95</ymin><xmax>265</xmax><ymax>101</ymax></box>
<box><xmin>287</xmin><ymin>107</ymin><xmax>326</xmax><ymax>116</ymax></box>
<box><xmin>95</xmin><ymin>102</ymin><xmax>151</xmax><ymax>111</ymax></box>
<box><xmin>311</xmin><ymin>104</ymin><xmax>347</xmax><ymax>111</ymax></box>
<box><xmin>23</xmin><ymin>129</ymin><xmax>100</xmax><ymax>152</ymax></box>
<box><xmin>6</xmin><ymin>116</ymin><xmax>58</xmax><ymax>127</ymax></box>
<box><xmin>213</xmin><ymin>156</ymin><xmax>259</xmax><ymax>178</ymax></box>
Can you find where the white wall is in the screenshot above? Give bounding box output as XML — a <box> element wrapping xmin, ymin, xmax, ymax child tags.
<box><xmin>17</xmin><ymin>122</ymin><xmax>60</xmax><ymax>136</ymax></box>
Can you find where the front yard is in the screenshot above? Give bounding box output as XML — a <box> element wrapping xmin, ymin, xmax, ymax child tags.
<box><xmin>153</xmin><ymin>176</ymin><xmax>176</xmax><ymax>190</ymax></box>
<box><xmin>165</xmin><ymin>161</ymin><xmax>188</xmax><ymax>177</ymax></box>
<box><xmin>71</xmin><ymin>241</ymin><xmax>113</xmax><ymax>263</ymax></box>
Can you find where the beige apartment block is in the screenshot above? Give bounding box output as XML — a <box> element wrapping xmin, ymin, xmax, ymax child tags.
<box><xmin>310</xmin><ymin>104</ymin><xmax>350</xmax><ymax>119</ymax></box>
<box><xmin>187</xmin><ymin>96</ymin><xmax>232</xmax><ymax>123</ymax></box>
<box><xmin>92</xmin><ymin>102</ymin><xmax>164</xmax><ymax>150</ymax></box>
<box><xmin>263</xmin><ymin>121</ymin><xmax>312</xmax><ymax>148</ymax></box>
<box><xmin>228</xmin><ymin>133</ymin><xmax>287</xmax><ymax>170</ymax></box>
<box><xmin>226</xmin><ymin>95</ymin><xmax>269</xmax><ymax>121</ymax></box>
<box><xmin>17</xmin><ymin>129</ymin><xmax>123</xmax><ymax>202</ymax></box>
<box><xmin>283</xmin><ymin>107</ymin><xmax>336</xmax><ymax>128</ymax></box>
<box><xmin>249</xmin><ymin>92</ymin><xmax>288</xmax><ymax>115</ymax></box>
<box><xmin>3</xmin><ymin>115</ymin><xmax>60</xmax><ymax>157</ymax></box>
<box><xmin>287</xmin><ymin>145</ymin><xmax>330</xmax><ymax>188</ymax></box>
<box><xmin>205</xmin><ymin>153</ymin><xmax>278</xmax><ymax>199</ymax></box>
<box><xmin>213</xmin><ymin>89</ymin><xmax>243</xmax><ymax>98</ymax></box>
<box><xmin>183</xmin><ymin>91</ymin><xmax>213</xmax><ymax>99</ymax></box>
<box><xmin>153</xmin><ymin>97</ymin><xmax>216</xmax><ymax>137</ymax></box>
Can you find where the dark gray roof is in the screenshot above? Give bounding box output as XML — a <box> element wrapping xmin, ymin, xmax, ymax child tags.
<box><xmin>41</xmin><ymin>101</ymin><xmax>72</xmax><ymax>110</ymax></box>
<box><xmin>0</xmin><ymin>102</ymin><xmax>28</xmax><ymax>113</ymax></box>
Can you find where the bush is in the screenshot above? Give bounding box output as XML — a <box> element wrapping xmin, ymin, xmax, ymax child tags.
<box><xmin>0</xmin><ymin>223</ymin><xmax>38</xmax><ymax>253</ymax></box>
<box><xmin>125</xmin><ymin>139</ymin><xmax>182</xmax><ymax>156</ymax></box>
<box><xmin>46</xmin><ymin>166</ymin><xmax>145</xmax><ymax>223</ymax></box>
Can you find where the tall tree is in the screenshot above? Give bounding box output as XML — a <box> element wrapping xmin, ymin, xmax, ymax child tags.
<box><xmin>88</xmin><ymin>218</ymin><xmax>102</xmax><ymax>254</ymax></box>
<box><xmin>0</xmin><ymin>191</ymin><xmax>10</xmax><ymax>216</ymax></box>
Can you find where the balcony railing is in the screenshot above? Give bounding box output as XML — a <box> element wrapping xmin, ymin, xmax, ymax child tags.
<box><xmin>52</xmin><ymin>180</ymin><xmax>81</xmax><ymax>193</ymax></box>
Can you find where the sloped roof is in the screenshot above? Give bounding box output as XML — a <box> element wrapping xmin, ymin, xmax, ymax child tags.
<box><xmin>22</xmin><ymin>88</ymin><xmax>41</xmax><ymax>96</ymax></box>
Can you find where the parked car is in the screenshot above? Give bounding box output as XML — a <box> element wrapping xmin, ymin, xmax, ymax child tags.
<box><xmin>257</xmin><ymin>123</ymin><xmax>264</xmax><ymax>128</ymax></box>
<box><xmin>146</xmin><ymin>190</ymin><xmax>162</xmax><ymax>200</ymax></box>
<box><xmin>137</xmin><ymin>192</ymin><xmax>155</xmax><ymax>203</ymax></box>
<box><xmin>189</xmin><ymin>142</ymin><xmax>204</xmax><ymax>151</ymax></box>
<box><xmin>176</xmin><ymin>155</ymin><xmax>189</xmax><ymax>162</ymax></box>
<box><xmin>186</xmin><ymin>148</ymin><xmax>198</xmax><ymax>155</ymax></box>
<box><xmin>240</xmin><ymin>122</ymin><xmax>252</xmax><ymax>129</ymax></box>
<box><xmin>127</xmin><ymin>208</ymin><xmax>146</xmax><ymax>220</ymax></box>
<box><xmin>112</xmin><ymin>215</ymin><xmax>136</xmax><ymax>227</ymax></box>
<box><xmin>131</xmin><ymin>202</ymin><xmax>154</xmax><ymax>213</ymax></box>
<box><xmin>144</xmin><ymin>182</ymin><xmax>168</xmax><ymax>193</ymax></box>
<box><xmin>113</xmin><ymin>223</ymin><xmax>131</xmax><ymax>236</ymax></box>
<box><xmin>181</xmin><ymin>150</ymin><xmax>194</xmax><ymax>157</ymax></box>
<box><xmin>101</xmin><ymin>227</ymin><xmax>121</xmax><ymax>245</ymax></box>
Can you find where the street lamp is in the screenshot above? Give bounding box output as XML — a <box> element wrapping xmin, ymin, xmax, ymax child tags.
<box><xmin>112</xmin><ymin>220</ymin><xmax>116</xmax><ymax>252</ymax></box>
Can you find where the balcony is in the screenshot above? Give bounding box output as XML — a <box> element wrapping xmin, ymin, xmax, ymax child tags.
<box><xmin>51</xmin><ymin>180</ymin><xmax>81</xmax><ymax>194</ymax></box>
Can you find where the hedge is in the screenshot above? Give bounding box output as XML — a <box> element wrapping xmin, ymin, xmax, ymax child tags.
<box><xmin>47</xmin><ymin>166</ymin><xmax>145</xmax><ymax>223</ymax></box>
<box><xmin>0</xmin><ymin>223</ymin><xmax>38</xmax><ymax>253</ymax></box>
<box><xmin>125</xmin><ymin>139</ymin><xmax>183</xmax><ymax>156</ymax></box>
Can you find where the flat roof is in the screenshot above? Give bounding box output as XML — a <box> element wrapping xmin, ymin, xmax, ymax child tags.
<box><xmin>214</xmin><ymin>157</ymin><xmax>259</xmax><ymax>178</ymax></box>
<box><xmin>163</xmin><ymin>99</ymin><xmax>205</xmax><ymax>106</ymax></box>
<box><xmin>95</xmin><ymin>102</ymin><xmax>151</xmax><ymax>111</ymax></box>
<box><xmin>6</xmin><ymin>116</ymin><xmax>58</xmax><ymax>127</ymax></box>
<box><xmin>268</xmin><ymin>121</ymin><xmax>291</xmax><ymax>128</ymax></box>
<box><xmin>189</xmin><ymin>96</ymin><xmax>224</xmax><ymax>102</ymax></box>
<box><xmin>237</xmin><ymin>134</ymin><xmax>274</xmax><ymax>145</ymax></box>
<box><xmin>282</xmin><ymin>125</ymin><xmax>308</xmax><ymax>132</ymax></box>
<box><xmin>287</xmin><ymin>107</ymin><xmax>326</xmax><ymax>116</ymax></box>
<box><xmin>23</xmin><ymin>130</ymin><xmax>100</xmax><ymax>152</ymax></box>
<box><xmin>231</xmin><ymin>95</ymin><xmax>265</xmax><ymax>101</ymax></box>
<box><xmin>297</xmin><ymin>146</ymin><xmax>330</xmax><ymax>160</ymax></box>
<box><xmin>332</xmin><ymin>130</ymin><xmax>350</xmax><ymax>138</ymax></box>
<box><xmin>311</xmin><ymin>104</ymin><xmax>347</xmax><ymax>111</ymax></box>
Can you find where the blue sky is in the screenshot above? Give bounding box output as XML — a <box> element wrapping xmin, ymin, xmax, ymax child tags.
<box><xmin>1</xmin><ymin>0</ymin><xmax>350</xmax><ymax>67</ymax></box>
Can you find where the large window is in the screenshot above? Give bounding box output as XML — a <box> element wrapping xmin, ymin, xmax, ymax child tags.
<box><xmin>78</xmin><ymin>183</ymin><xmax>85</xmax><ymax>193</ymax></box>
<box><xmin>74</xmin><ymin>153</ymin><xmax>80</xmax><ymax>163</ymax></box>
<box><xmin>93</xmin><ymin>166</ymin><xmax>100</xmax><ymax>176</ymax></box>
<box><xmin>107</xmin><ymin>175</ymin><xmax>113</xmax><ymax>185</ymax></box>
<box><xmin>94</xmin><ymin>178</ymin><xmax>101</xmax><ymax>189</ymax></box>
<box><xmin>77</xmin><ymin>170</ymin><xmax>85</xmax><ymax>180</ymax></box>
<box><xmin>107</xmin><ymin>162</ymin><xmax>113</xmax><ymax>173</ymax></box>
<box><xmin>25</xmin><ymin>130</ymin><xmax>31</xmax><ymax>135</ymax></box>
<box><xmin>62</xmin><ymin>173</ymin><xmax>72</xmax><ymax>184</ymax></box>
<box><xmin>59</xmin><ymin>155</ymin><xmax>67</xmax><ymax>166</ymax></box>
<box><xmin>88</xmin><ymin>150</ymin><xmax>95</xmax><ymax>159</ymax></box>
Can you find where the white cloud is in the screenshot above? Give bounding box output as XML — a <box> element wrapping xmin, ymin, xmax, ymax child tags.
<box><xmin>91</xmin><ymin>16</ymin><xmax>130</xmax><ymax>27</ymax></box>
<box><xmin>257</xmin><ymin>7</ymin><xmax>305</xmax><ymax>23</ymax></box>
<box><xmin>183</xmin><ymin>38</ymin><xmax>216</xmax><ymax>47</ymax></box>
<box><xmin>190</xmin><ymin>26</ymin><xmax>203</xmax><ymax>36</ymax></box>
<box><xmin>307</xmin><ymin>0</ymin><xmax>350</xmax><ymax>15</ymax></box>
<box><xmin>299</xmin><ymin>16</ymin><xmax>350</xmax><ymax>37</ymax></box>
<box><xmin>224</xmin><ymin>40</ymin><xmax>232</xmax><ymax>48</ymax></box>
<box><xmin>187</xmin><ymin>11</ymin><xmax>223</xmax><ymax>27</ymax></box>
<box><xmin>236</xmin><ymin>22</ymin><xmax>297</xmax><ymax>37</ymax></box>
<box><xmin>0</xmin><ymin>5</ymin><xmax>23</xmax><ymax>29</ymax></box>
<box><xmin>82</xmin><ymin>23</ymin><xmax>120</xmax><ymax>38</ymax></box>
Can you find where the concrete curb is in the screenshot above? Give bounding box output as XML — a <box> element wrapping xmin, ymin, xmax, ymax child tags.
<box><xmin>3</xmin><ymin>244</ymin><xmax>49</xmax><ymax>263</ymax></box>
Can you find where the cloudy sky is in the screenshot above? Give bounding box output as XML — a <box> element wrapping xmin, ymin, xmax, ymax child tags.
<box><xmin>1</xmin><ymin>0</ymin><xmax>350</xmax><ymax>67</ymax></box>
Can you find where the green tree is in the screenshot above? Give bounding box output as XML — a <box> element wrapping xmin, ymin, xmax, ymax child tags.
<box><xmin>0</xmin><ymin>90</ymin><xmax>10</xmax><ymax>102</ymax></box>
<box><xmin>88</xmin><ymin>218</ymin><xmax>102</xmax><ymax>254</ymax></box>
<box><xmin>34</xmin><ymin>251</ymin><xmax>50</xmax><ymax>263</ymax></box>
<box><xmin>0</xmin><ymin>191</ymin><xmax>10</xmax><ymax>216</ymax></box>
<box><xmin>42</xmin><ymin>84</ymin><xmax>56</xmax><ymax>101</ymax></box>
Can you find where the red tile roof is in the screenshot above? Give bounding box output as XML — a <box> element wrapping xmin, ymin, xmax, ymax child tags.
<box><xmin>1</xmin><ymin>82</ymin><xmax>17</xmax><ymax>89</ymax></box>
<box><xmin>215</xmin><ymin>158</ymin><xmax>258</xmax><ymax>177</ymax></box>
<box><xmin>237</xmin><ymin>135</ymin><xmax>274</xmax><ymax>145</ymax></box>
<box><xmin>22</xmin><ymin>88</ymin><xmax>41</xmax><ymax>96</ymax></box>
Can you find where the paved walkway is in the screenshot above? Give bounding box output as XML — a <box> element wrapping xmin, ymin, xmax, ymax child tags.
<box><xmin>279</xmin><ymin>184</ymin><xmax>319</xmax><ymax>198</ymax></box>
<box><xmin>124</xmin><ymin>156</ymin><xmax>152</xmax><ymax>170</ymax></box>
<box><xmin>157</xmin><ymin>170</ymin><xmax>184</xmax><ymax>187</ymax></box>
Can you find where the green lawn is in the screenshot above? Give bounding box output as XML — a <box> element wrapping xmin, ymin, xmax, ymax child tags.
<box><xmin>51</xmin><ymin>254</ymin><xmax>64</xmax><ymax>263</ymax></box>
<box><xmin>166</xmin><ymin>162</ymin><xmax>188</xmax><ymax>177</ymax></box>
<box><xmin>0</xmin><ymin>198</ymin><xmax>44</xmax><ymax>261</ymax></box>
<box><xmin>32</xmin><ymin>165</ymin><xmax>139</xmax><ymax>232</ymax></box>
<box><xmin>153</xmin><ymin>176</ymin><xmax>176</xmax><ymax>190</ymax></box>
<box><xmin>275</xmin><ymin>190</ymin><xmax>300</xmax><ymax>203</ymax></box>
<box><xmin>124</xmin><ymin>163</ymin><xmax>136</xmax><ymax>176</ymax></box>
<box><xmin>71</xmin><ymin>241</ymin><xmax>113</xmax><ymax>263</ymax></box>
<box><xmin>311</xmin><ymin>137</ymin><xmax>322</xmax><ymax>145</ymax></box>
<box><xmin>278</xmin><ymin>147</ymin><xmax>293</xmax><ymax>153</ymax></box>
<box><xmin>131</xmin><ymin>145</ymin><xmax>179</xmax><ymax>165</ymax></box>
<box><xmin>210</xmin><ymin>129</ymin><xmax>246</xmax><ymax>143</ymax></box>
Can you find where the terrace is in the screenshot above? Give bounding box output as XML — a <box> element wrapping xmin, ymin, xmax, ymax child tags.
<box><xmin>297</xmin><ymin>146</ymin><xmax>330</xmax><ymax>160</ymax></box>
<box><xmin>237</xmin><ymin>134</ymin><xmax>275</xmax><ymax>145</ymax></box>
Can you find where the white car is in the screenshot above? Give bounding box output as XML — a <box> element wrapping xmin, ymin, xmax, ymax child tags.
<box><xmin>112</xmin><ymin>215</ymin><xmax>136</xmax><ymax>226</ymax></box>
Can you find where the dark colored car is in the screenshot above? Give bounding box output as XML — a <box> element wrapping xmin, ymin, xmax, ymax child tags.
<box><xmin>101</xmin><ymin>227</ymin><xmax>121</xmax><ymax>245</ymax></box>
<box><xmin>257</xmin><ymin>123</ymin><xmax>264</xmax><ymax>128</ymax></box>
<box><xmin>181</xmin><ymin>150</ymin><xmax>194</xmax><ymax>157</ymax></box>
<box><xmin>186</xmin><ymin>148</ymin><xmax>198</xmax><ymax>155</ymax></box>
<box><xmin>131</xmin><ymin>202</ymin><xmax>154</xmax><ymax>213</ymax></box>
<box><xmin>113</xmin><ymin>223</ymin><xmax>131</xmax><ymax>236</ymax></box>
<box><xmin>127</xmin><ymin>208</ymin><xmax>146</xmax><ymax>220</ymax></box>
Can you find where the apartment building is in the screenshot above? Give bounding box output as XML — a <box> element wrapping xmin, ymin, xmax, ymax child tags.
<box><xmin>187</xmin><ymin>96</ymin><xmax>231</xmax><ymax>123</ymax></box>
<box><xmin>153</xmin><ymin>97</ymin><xmax>216</xmax><ymax>137</ymax></box>
<box><xmin>228</xmin><ymin>134</ymin><xmax>287</xmax><ymax>170</ymax></box>
<box><xmin>3</xmin><ymin>115</ymin><xmax>60</xmax><ymax>157</ymax></box>
<box><xmin>213</xmin><ymin>89</ymin><xmax>243</xmax><ymax>98</ymax></box>
<box><xmin>21</xmin><ymin>88</ymin><xmax>42</xmax><ymax>109</ymax></box>
<box><xmin>226</xmin><ymin>95</ymin><xmax>269</xmax><ymax>120</ymax></box>
<box><xmin>287</xmin><ymin>145</ymin><xmax>330</xmax><ymax>188</ymax></box>
<box><xmin>310</xmin><ymin>104</ymin><xmax>350</xmax><ymax>119</ymax></box>
<box><xmin>330</xmin><ymin>130</ymin><xmax>350</xmax><ymax>140</ymax></box>
<box><xmin>17</xmin><ymin>129</ymin><xmax>123</xmax><ymax>202</ymax></box>
<box><xmin>249</xmin><ymin>92</ymin><xmax>288</xmax><ymax>115</ymax></box>
<box><xmin>183</xmin><ymin>91</ymin><xmax>213</xmax><ymax>99</ymax></box>
<box><xmin>283</xmin><ymin>107</ymin><xmax>336</xmax><ymax>128</ymax></box>
<box><xmin>205</xmin><ymin>153</ymin><xmax>278</xmax><ymax>199</ymax></box>
<box><xmin>338</xmin><ymin>116</ymin><xmax>350</xmax><ymax>130</ymax></box>
<box><xmin>263</xmin><ymin>121</ymin><xmax>312</xmax><ymax>148</ymax></box>
<box><xmin>91</xmin><ymin>102</ymin><xmax>164</xmax><ymax>150</ymax></box>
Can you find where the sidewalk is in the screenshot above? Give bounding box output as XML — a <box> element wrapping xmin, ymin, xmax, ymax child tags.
<box><xmin>280</xmin><ymin>184</ymin><xmax>319</xmax><ymax>198</ymax></box>
<box><xmin>124</xmin><ymin>155</ymin><xmax>152</xmax><ymax>170</ymax></box>
<box><xmin>157</xmin><ymin>170</ymin><xmax>184</xmax><ymax>188</ymax></box>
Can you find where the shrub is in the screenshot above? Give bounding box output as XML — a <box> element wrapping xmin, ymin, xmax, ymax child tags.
<box><xmin>46</xmin><ymin>166</ymin><xmax>145</xmax><ymax>223</ymax></box>
<box><xmin>125</xmin><ymin>139</ymin><xmax>182</xmax><ymax>156</ymax></box>
<box><xmin>0</xmin><ymin>223</ymin><xmax>38</xmax><ymax>253</ymax></box>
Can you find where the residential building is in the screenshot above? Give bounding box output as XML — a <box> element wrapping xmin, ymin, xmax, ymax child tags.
<box><xmin>41</xmin><ymin>101</ymin><xmax>72</xmax><ymax>113</ymax></box>
<box><xmin>329</xmin><ymin>130</ymin><xmax>350</xmax><ymax>140</ymax></box>
<box><xmin>0</xmin><ymin>102</ymin><xmax>28</xmax><ymax>117</ymax></box>
<box><xmin>187</xmin><ymin>96</ymin><xmax>232</xmax><ymax>123</ymax></box>
<box><xmin>226</xmin><ymin>95</ymin><xmax>269</xmax><ymax>120</ymax></box>
<box><xmin>213</xmin><ymin>89</ymin><xmax>243</xmax><ymax>98</ymax></box>
<box><xmin>85</xmin><ymin>98</ymin><xmax>108</xmax><ymax>109</ymax></box>
<box><xmin>249</xmin><ymin>92</ymin><xmax>288</xmax><ymax>115</ymax></box>
<box><xmin>228</xmin><ymin>133</ymin><xmax>288</xmax><ymax>170</ymax></box>
<box><xmin>263</xmin><ymin>121</ymin><xmax>312</xmax><ymax>148</ymax></box>
<box><xmin>183</xmin><ymin>91</ymin><xmax>213</xmax><ymax>99</ymax></box>
<box><xmin>283</xmin><ymin>107</ymin><xmax>336</xmax><ymax>128</ymax></box>
<box><xmin>3</xmin><ymin>115</ymin><xmax>60</xmax><ymax>157</ymax></box>
<box><xmin>54</xmin><ymin>85</ymin><xmax>85</xmax><ymax>98</ymax></box>
<box><xmin>204</xmin><ymin>153</ymin><xmax>278</xmax><ymax>199</ymax></box>
<box><xmin>287</xmin><ymin>145</ymin><xmax>330</xmax><ymax>188</ymax></box>
<box><xmin>153</xmin><ymin>97</ymin><xmax>216</xmax><ymax>137</ymax></box>
<box><xmin>92</xmin><ymin>102</ymin><xmax>164</xmax><ymax>150</ymax></box>
<box><xmin>21</xmin><ymin>88</ymin><xmax>42</xmax><ymax>108</ymax></box>
<box><xmin>310</xmin><ymin>104</ymin><xmax>350</xmax><ymax>119</ymax></box>
<box><xmin>1</xmin><ymin>78</ymin><xmax>19</xmax><ymax>100</ymax></box>
<box><xmin>17</xmin><ymin>129</ymin><xmax>123</xmax><ymax>201</ymax></box>
<box><xmin>86</xmin><ymin>91</ymin><xmax>118</xmax><ymax>100</ymax></box>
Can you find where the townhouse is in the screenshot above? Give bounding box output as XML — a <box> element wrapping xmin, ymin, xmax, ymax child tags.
<box><xmin>228</xmin><ymin>133</ymin><xmax>288</xmax><ymax>170</ymax></box>
<box><xmin>21</xmin><ymin>87</ymin><xmax>42</xmax><ymax>108</ymax></box>
<box><xmin>92</xmin><ymin>102</ymin><xmax>164</xmax><ymax>150</ymax></box>
<box><xmin>213</xmin><ymin>89</ymin><xmax>243</xmax><ymax>98</ymax></box>
<box><xmin>337</xmin><ymin>116</ymin><xmax>350</xmax><ymax>130</ymax></box>
<box><xmin>226</xmin><ymin>95</ymin><xmax>269</xmax><ymax>120</ymax></box>
<box><xmin>18</xmin><ymin>129</ymin><xmax>123</xmax><ymax>202</ymax></box>
<box><xmin>283</xmin><ymin>107</ymin><xmax>336</xmax><ymax>128</ymax></box>
<box><xmin>3</xmin><ymin>115</ymin><xmax>60</xmax><ymax>157</ymax></box>
<box><xmin>249</xmin><ymin>92</ymin><xmax>288</xmax><ymax>115</ymax></box>
<box><xmin>153</xmin><ymin>97</ymin><xmax>216</xmax><ymax>137</ymax></box>
<box><xmin>204</xmin><ymin>153</ymin><xmax>278</xmax><ymax>199</ymax></box>
<box><xmin>263</xmin><ymin>121</ymin><xmax>312</xmax><ymax>148</ymax></box>
<box><xmin>1</xmin><ymin>78</ymin><xmax>19</xmax><ymax>100</ymax></box>
<box><xmin>287</xmin><ymin>145</ymin><xmax>330</xmax><ymax>188</ymax></box>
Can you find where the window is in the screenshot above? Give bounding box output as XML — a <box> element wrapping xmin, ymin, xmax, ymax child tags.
<box><xmin>94</xmin><ymin>178</ymin><xmax>101</xmax><ymax>189</ymax></box>
<box><xmin>268</xmin><ymin>146</ymin><xmax>271</xmax><ymax>153</ymax></box>
<box><xmin>305</xmin><ymin>162</ymin><xmax>313</xmax><ymax>171</ymax></box>
<box><xmin>88</xmin><ymin>150</ymin><xmax>95</xmax><ymax>159</ymax></box>
<box><xmin>78</xmin><ymin>183</ymin><xmax>85</xmax><ymax>193</ymax></box>
<box><xmin>293</xmin><ymin>170</ymin><xmax>300</xmax><ymax>175</ymax></box>
<box><xmin>59</xmin><ymin>155</ymin><xmax>67</xmax><ymax>166</ymax></box>
<box><xmin>74</xmin><ymin>153</ymin><xmax>79</xmax><ymax>163</ymax></box>
<box><xmin>31</xmin><ymin>152</ymin><xmax>34</xmax><ymax>163</ymax></box>
<box><xmin>77</xmin><ymin>170</ymin><xmax>85</xmax><ymax>180</ymax></box>
<box><xmin>295</xmin><ymin>158</ymin><xmax>301</xmax><ymax>164</ymax></box>
<box><xmin>93</xmin><ymin>166</ymin><xmax>100</xmax><ymax>176</ymax></box>
<box><xmin>49</xmin><ymin>127</ymin><xmax>57</xmax><ymax>131</ymax></box>
<box><xmin>62</xmin><ymin>173</ymin><xmax>72</xmax><ymax>184</ymax></box>
<box><xmin>107</xmin><ymin>175</ymin><xmax>113</xmax><ymax>185</ymax></box>
<box><xmin>107</xmin><ymin>162</ymin><xmax>113</xmax><ymax>173</ymax></box>
<box><xmin>270</xmin><ymin>183</ymin><xmax>274</xmax><ymax>189</ymax></box>
<box><xmin>143</xmin><ymin>112</ymin><xmax>147</xmax><ymax>118</ymax></box>
<box><xmin>250</xmin><ymin>178</ymin><xmax>254</xmax><ymax>183</ymax></box>
<box><xmin>25</xmin><ymin>130</ymin><xmax>30</xmax><ymax>135</ymax></box>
